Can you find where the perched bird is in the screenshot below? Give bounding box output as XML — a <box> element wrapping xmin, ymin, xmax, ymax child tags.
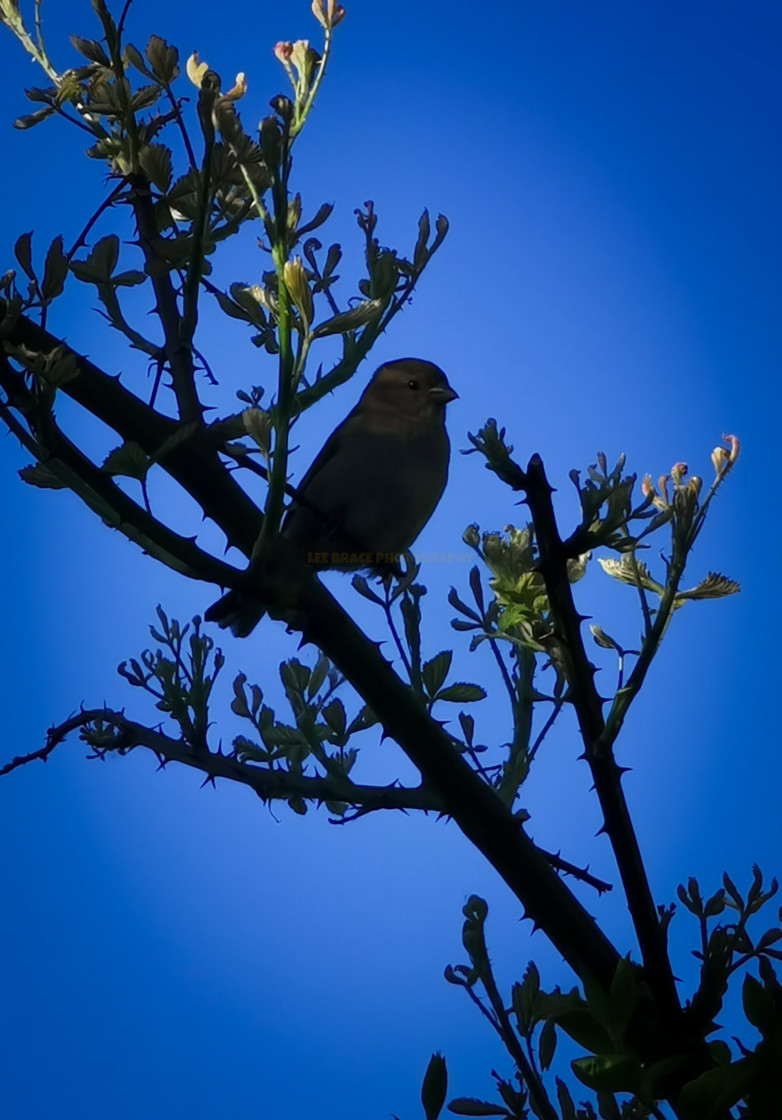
<box><xmin>206</xmin><ymin>357</ymin><xmax>457</xmax><ymax>636</ymax></box>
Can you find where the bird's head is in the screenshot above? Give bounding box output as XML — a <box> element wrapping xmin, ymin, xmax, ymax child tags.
<box><xmin>359</xmin><ymin>358</ymin><xmax>457</xmax><ymax>434</ymax></box>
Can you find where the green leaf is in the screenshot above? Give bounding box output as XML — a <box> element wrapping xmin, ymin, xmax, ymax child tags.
<box><xmin>230</xmin><ymin>672</ymin><xmax>250</xmax><ymax>718</ymax></box>
<box><xmin>13</xmin><ymin>107</ymin><xmax>57</xmax><ymax>130</ymax></box>
<box><xmin>538</xmin><ymin>1018</ymin><xmax>557</xmax><ymax>1071</ymax></box>
<box><xmin>69</xmin><ymin>35</ymin><xmax>110</xmax><ymax>65</ymax></box>
<box><xmin>678</xmin><ymin>1053</ymin><xmax>765</xmax><ymax>1116</ymax></box>
<box><xmin>589</xmin><ymin>625</ymin><xmax>621</xmax><ymax>652</ymax></box>
<box><xmin>608</xmin><ymin>956</ymin><xmax>639</xmax><ymax>1041</ymax></box>
<box><xmin>422</xmin><ymin>651</ymin><xmax>452</xmax><ymax>697</ymax></box>
<box><xmin>676</xmin><ymin>571</ymin><xmax>741</xmax><ymax>602</ymax></box>
<box><xmin>571</xmin><ymin>1053</ymin><xmax>641</xmax><ymax>1094</ymax></box>
<box><xmin>311</xmin><ymin>298</ymin><xmax>385</xmax><ymax>338</ymax></box>
<box><xmin>511</xmin><ymin>963</ymin><xmax>540</xmax><ymax>1033</ymax></box>
<box><xmin>597</xmin><ymin>555</ymin><xmax>664</xmax><ymax>596</ymax></box>
<box><xmin>447</xmin><ymin>1100</ymin><xmax>508</xmax><ymax>1117</ymax></box>
<box><xmin>435</xmin><ymin>683</ymin><xmax>486</xmax><ymax>704</ymax></box>
<box><xmin>139</xmin><ymin>143</ymin><xmax>173</xmax><ymax>192</ymax></box>
<box><xmin>307</xmin><ymin>654</ymin><xmax>330</xmax><ymax>699</ymax></box>
<box><xmin>102</xmin><ymin>442</ymin><xmax>150</xmax><ymax>481</ymax></box>
<box><xmin>742</xmin><ymin>973</ymin><xmax>775</xmax><ymax>1034</ymax></box>
<box><xmin>18</xmin><ymin>463</ymin><xmax>68</xmax><ymax>489</ymax></box>
<box><xmin>112</xmin><ymin>270</ymin><xmax>147</xmax><ymax>287</ymax></box>
<box><xmin>554</xmin><ymin>1008</ymin><xmax>613</xmax><ymax>1054</ymax></box>
<box><xmin>346</xmin><ymin>705</ymin><xmax>377</xmax><ymax>735</ymax></box>
<box><xmin>145</xmin><ymin>35</ymin><xmax>179</xmax><ymax>84</ymax></box>
<box><xmin>131</xmin><ymin>84</ymin><xmax>162</xmax><ymax>113</ymax></box>
<box><xmin>124</xmin><ymin>42</ymin><xmax>152</xmax><ymax>77</ymax></box>
<box><xmin>322</xmin><ymin>700</ymin><xmax>346</xmax><ymax>740</ymax></box>
<box><xmin>13</xmin><ymin>231</ymin><xmax>35</xmax><ymax>282</ymax></box>
<box><xmin>413</xmin><ymin>208</ymin><xmax>431</xmax><ymax>269</ymax></box>
<box><xmin>70</xmin><ymin>234</ymin><xmax>119</xmax><ymax>284</ymax></box>
<box><xmin>41</xmin><ymin>235</ymin><xmax>68</xmax><ymax>302</ymax></box>
<box><xmin>421</xmin><ymin>1052</ymin><xmax>447</xmax><ymax>1120</ymax></box>
<box><xmin>351</xmin><ymin>574</ymin><xmax>384</xmax><ymax>605</ymax></box>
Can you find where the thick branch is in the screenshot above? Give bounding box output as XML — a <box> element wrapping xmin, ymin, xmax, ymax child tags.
<box><xmin>0</xmin><ymin>358</ymin><xmax>238</xmax><ymax>586</ymax></box>
<box><xmin>523</xmin><ymin>454</ymin><xmax>681</xmax><ymax>1026</ymax></box>
<box><xmin>1</xmin><ymin>307</ymin><xmax>265</xmax><ymax>556</ymax></box>
<box><xmin>268</xmin><ymin>567</ymin><xmax>624</xmax><ymax>993</ymax></box>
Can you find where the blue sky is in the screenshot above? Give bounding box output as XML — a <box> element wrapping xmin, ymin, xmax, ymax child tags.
<box><xmin>1</xmin><ymin>1</ymin><xmax>780</xmax><ymax>1117</ymax></box>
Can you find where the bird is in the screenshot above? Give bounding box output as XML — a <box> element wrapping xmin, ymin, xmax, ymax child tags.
<box><xmin>206</xmin><ymin>357</ymin><xmax>457</xmax><ymax>636</ymax></box>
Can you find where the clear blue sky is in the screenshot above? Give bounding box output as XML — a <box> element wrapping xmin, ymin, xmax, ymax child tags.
<box><xmin>1</xmin><ymin>1</ymin><xmax>780</xmax><ymax>1117</ymax></box>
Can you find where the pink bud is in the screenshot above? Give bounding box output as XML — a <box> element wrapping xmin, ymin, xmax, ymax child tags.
<box><xmin>722</xmin><ymin>433</ymin><xmax>740</xmax><ymax>464</ymax></box>
<box><xmin>274</xmin><ymin>41</ymin><xmax>294</xmax><ymax>62</ymax></box>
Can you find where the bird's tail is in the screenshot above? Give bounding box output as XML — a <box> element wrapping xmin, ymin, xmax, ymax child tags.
<box><xmin>204</xmin><ymin>589</ymin><xmax>266</xmax><ymax>638</ymax></box>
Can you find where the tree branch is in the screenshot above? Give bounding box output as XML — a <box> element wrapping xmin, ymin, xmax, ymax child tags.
<box><xmin>0</xmin><ymin>358</ymin><xmax>239</xmax><ymax>587</ymax></box>
<box><xmin>128</xmin><ymin>175</ymin><xmax>203</xmax><ymax>423</ymax></box>
<box><xmin>522</xmin><ymin>454</ymin><xmax>681</xmax><ymax>1028</ymax></box>
<box><xmin>0</xmin><ymin>709</ymin><xmax>442</xmax><ymax>812</ymax></box>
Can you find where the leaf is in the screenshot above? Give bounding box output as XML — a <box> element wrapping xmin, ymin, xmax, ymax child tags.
<box><xmin>307</xmin><ymin>654</ymin><xmax>330</xmax><ymax>699</ymax></box>
<box><xmin>511</xmin><ymin>963</ymin><xmax>540</xmax><ymax>1033</ymax></box>
<box><xmin>145</xmin><ymin>35</ymin><xmax>179</xmax><ymax>84</ymax></box>
<box><xmin>413</xmin><ymin>208</ymin><xmax>431</xmax><ymax>269</ymax></box>
<box><xmin>608</xmin><ymin>956</ymin><xmax>639</xmax><ymax>1041</ymax></box>
<box><xmin>422</xmin><ymin>651</ymin><xmax>452</xmax><ymax>697</ymax></box>
<box><xmin>435</xmin><ymin>683</ymin><xmax>486</xmax><ymax>704</ymax></box>
<box><xmin>346</xmin><ymin>705</ymin><xmax>377</xmax><ymax>735</ymax></box>
<box><xmin>311</xmin><ymin>298</ymin><xmax>384</xmax><ymax>338</ymax></box>
<box><xmin>41</xmin><ymin>235</ymin><xmax>68</xmax><ymax>301</ymax></box>
<box><xmin>296</xmin><ymin>201</ymin><xmax>335</xmax><ymax>238</ymax></box>
<box><xmin>538</xmin><ymin>1018</ymin><xmax>557</xmax><ymax>1071</ymax></box>
<box><xmin>351</xmin><ymin>574</ymin><xmax>383</xmax><ymax>605</ymax></box>
<box><xmin>102</xmin><ymin>442</ymin><xmax>150</xmax><ymax>481</ymax></box>
<box><xmin>447</xmin><ymin>1100</ymin><xmax>508</xmax><ymax>1117</ymax></box>
<box><xmin>597</xmin><ymin>555</ymin><xmax>664</xmax><ymax>596</ymax></box>
<box><xmin>590</xmin><ymin>625</ymin><xmax>621</xmax><ymax>652</ymax></box>
<box><xmin>14</xmin><ymin>231</ymin><xmax>35</xmax><ymax>282</ymax></box>
<box><xmin>124</xmin><ymin>43</ymin><xmax>152</xmax><ymax>77</ymax></box>
<box><xmin>230</xmin><ymin>672</ymin><xmax>250</xmax><ymax>718</ymax></box>
<box><xmin>571</xmin><ymin>1053</ymin><xmax>642</xmax><ymax>1094</ymax></box>
<box><xmin>458</xmin><ymin>712</ymin><xmax>474</xmax><ymax>747</ymax></box>
<box><xmin>70</xmin><ymin>234</ymin><xmax>119</xmax><ymax>284</ymax></box>
<box><xmin>676</xmin><ymin>571</ymin><xmax>741</xmax><ymax>602</ymax></box>
<box><xmin>678</xmin><ymin>1053</ymin><xmax>765</xmax><ymax>1115</ymax></box>
<box><xmin>69</xmin><ymin>35</ymin><xmax>110</xmax><ymax>65</ymax></box>
<box><xmin>742</xmin><ymin>973</ymin><xmax>775</xmax><ymax>1034</ymax></box>
<box><xmin>139</xmin><ymin>143</ymin><xmax>173</xmax><ymax>192</ymax></box>
<box><xmin>448</xmin><ymin>586</ymin><xmax>481</xmax><ymax>622</ymax></box>
<box><xmin>421</xmin><ymin>1052</ymin><xmax>447</xmax><ymax>1120</ymax></box>
<box><xmin>112</xmin><ymin>270</ymin><xmax>147</xmax><ymax>287</ymax></box>
<box><xmin>13</xmin><ymin>107</ymin><xmax>57</xmax><ymax>130</ymax></box>
<box><xmin>322</xmin><ymin>700</ymin><xmax>346</xmax><ymax>740</ymax></box>
<box><xmin>131</xmin><ymin>84</ymin><xmax>162</xmax><ymax>113</ymax></box>
<box><xmin>18</xmin><ymin>463</ymin><xmax>67</xmax><ymax>489</ymax></box>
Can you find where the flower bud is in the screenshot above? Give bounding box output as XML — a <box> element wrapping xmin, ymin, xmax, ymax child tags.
<box><xmin>670</xmin><ymin>461</ymin><xmax>688</xmax><ymax>485</ymax></box>
<box><xmin>186</xmin><ymin>51</ymin><xmax>209</xmax><ymax>88</ymax></box>
<box><xmin>222</xmin><ymin>72</ymin><xmax>247</xmax><ymax>102</ymax></box>
<box><xmin>710</xmin><ymin>446</ymin><xmax>728</xmax><ymax>475</ymax></box>
<box><xmin>722</xmin><ymin>433</ymin><xmax>740</xmax><ymax>465</ymax></box>
<box><xmin>283</xmin><ymin>256</ymin><xmax>314</xmax><ymax>328</ymax></box>
<box><xmin>274</xmin><ymin>41</ymin><xmax>294</xmax><ymax>63</ymax></box>
<box><xmin>462</xmin><ymin>524</ymin><xmax>480</xmax><ymax>549</ymax></box>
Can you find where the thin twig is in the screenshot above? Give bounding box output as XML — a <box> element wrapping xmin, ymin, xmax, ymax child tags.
<box><xmin>528</xmin><ymin>698</ymin><xmax>565</xmax><ymax>765</ymax></box>
<box><xmin>66</xmin><ymin>181</ymin><xmax>128</xmax><ymax>261</ymax></box>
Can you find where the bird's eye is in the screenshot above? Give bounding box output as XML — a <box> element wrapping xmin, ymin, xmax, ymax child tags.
<box><xmin>407</xmin><ymin>379</ymin><xmax>420</xmax><ymax>391</ymax></box>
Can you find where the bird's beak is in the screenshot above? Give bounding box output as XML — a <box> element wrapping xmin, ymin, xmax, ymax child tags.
<box><xmin>429</xmin><ymin>385</ymin><xmax>459</xmax><ymax>404</ymax></box>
